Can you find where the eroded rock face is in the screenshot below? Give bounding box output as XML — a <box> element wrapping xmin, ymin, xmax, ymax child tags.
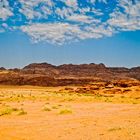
<box><xmin>0</xmin><ymin>73</ymin><xmax>56</xmax><ymax>86</ymax></box>
<box><xmin>0</xmin><ymin>67</ymin><xmax>6</xmax><ymax>71</ymax></box>
<box><xmin>0</xmin><ymin>62</ymin><xmax>140</xmax><ymax>86</ymax></box>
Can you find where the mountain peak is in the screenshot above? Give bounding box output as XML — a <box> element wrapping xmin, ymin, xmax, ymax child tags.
<box><xmin>23</xmin><ymin>62</ymin><xmax>55</xmax><ymax>69</ymax></box>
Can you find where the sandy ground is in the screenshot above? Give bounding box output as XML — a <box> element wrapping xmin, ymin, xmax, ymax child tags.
<box><xmin>0</xmin><ymin>86</ymin><xmax>140</xmax><ymax>140</ymax></box>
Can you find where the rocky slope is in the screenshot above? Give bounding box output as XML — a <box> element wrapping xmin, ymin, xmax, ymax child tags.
<box><xmin>0</xmin><ymin>62</ymin><xmax>140</xmax><ymax>86</ymax></box>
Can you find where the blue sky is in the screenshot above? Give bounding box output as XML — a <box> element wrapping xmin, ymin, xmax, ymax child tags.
<box><xmin>0</xmin><ymin>0</ymin><xmax>140</xmax><ymax>68</ymax></box>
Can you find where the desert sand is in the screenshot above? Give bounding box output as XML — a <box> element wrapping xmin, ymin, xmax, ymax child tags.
<box><xmin>0</xmin><ymin>85</ymin><xmax>140</xmax><ymax>140</ymax></box>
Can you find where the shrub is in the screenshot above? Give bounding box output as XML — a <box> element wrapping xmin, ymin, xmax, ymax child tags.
<box><xmin>59</xmin><ymin>109</ymin><xmax>72</xmax><ymax>115</ymax></box>
<box><xmin>16</xmin><ymin>108</ymin><xmax>27</xmax><ymax>115</ymax></box>
<box><xmin>43</xmin><ymin>106</ymin><xmax>51</xmax><ymax>111</ymax></box>
<box><xmin>0</xmin><ymin>107</ymin><xmax>13</xmax><ymax>116</ymax></box>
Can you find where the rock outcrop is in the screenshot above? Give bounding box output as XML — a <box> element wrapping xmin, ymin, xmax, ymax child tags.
<box><xmin>0</xmin><ymin>62</ymin><xmax>140</xmax><ymax>86</ymax></box>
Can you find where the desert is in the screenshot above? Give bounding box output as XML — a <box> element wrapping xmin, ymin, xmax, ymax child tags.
<box><xmin>0</xmin><ymin>63</ymin><xmax>140</xmax><ymax>140</ymax></box>
<box><xmin>0</xmin><ymin>0</ymin><xmax>140</xmax><ymax>139</ymax></box>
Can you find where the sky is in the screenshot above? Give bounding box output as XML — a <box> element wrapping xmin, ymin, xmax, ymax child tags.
<box><xmin>0</xmin><ymin>0</ymin><xmax>140</xmax><ymax>68</ymax></box>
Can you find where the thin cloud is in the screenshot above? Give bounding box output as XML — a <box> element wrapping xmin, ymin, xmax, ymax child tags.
<box><xmin>108</xmin><ymin>1</ymin><xmax>140</xmax><ymax>31</ymax></box>
<box><xmin>0</xmin><ymin>0</ymin><xmax>140</xmax><ymax>45</ymax></box>
<box><xmin>0</xmin><ymin>0</ymin><xmax>13</xmax><ymax>20</ymax></box>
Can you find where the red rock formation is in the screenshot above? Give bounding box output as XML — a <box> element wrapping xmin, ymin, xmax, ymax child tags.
<box><xmin>0</xmin><ymin>62</ymin><xmax>139</xmax><ymax>86</ymax></box>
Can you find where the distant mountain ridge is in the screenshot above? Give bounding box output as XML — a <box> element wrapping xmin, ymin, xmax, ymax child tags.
<box><xmin>0</xmin><ymin>62</ymin><xmax>140</xmax><ymax>86</ymax></box>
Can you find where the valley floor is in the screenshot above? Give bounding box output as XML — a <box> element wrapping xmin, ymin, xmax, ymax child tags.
<box><xmin>0</xmin><ymin>86</ymin><xmax>140</xmax><ymax>140</ymax></box>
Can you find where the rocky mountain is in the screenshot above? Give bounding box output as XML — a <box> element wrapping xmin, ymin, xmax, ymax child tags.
<box><xmin>0</xmin><ymin>62</ymin><xmax>140</xmax><ymax>86</ymax></box>
<box><xmin>0</xmin><ymin>67</ymin><xmax>6</xmax><ymax>71</ymax></box>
